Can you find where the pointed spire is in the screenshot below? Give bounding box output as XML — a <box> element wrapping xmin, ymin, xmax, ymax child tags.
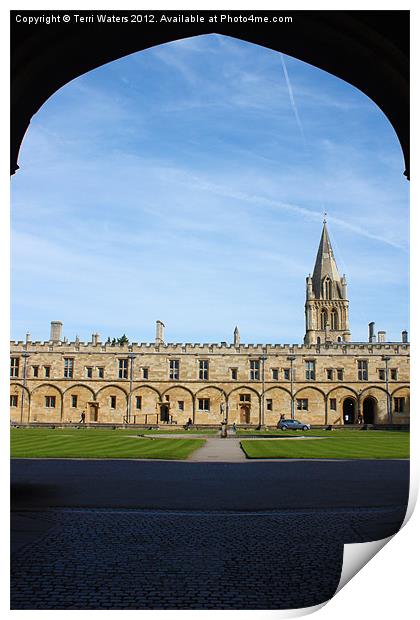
<box><xmin>312</xmin><ymin>221</ymin><xmax>343</xmax><ymax>299</ymax></box>
<box><xmin>233</xmin><ymin>326</ymin><xmax>240</xmax><ymax>346</ymax></box>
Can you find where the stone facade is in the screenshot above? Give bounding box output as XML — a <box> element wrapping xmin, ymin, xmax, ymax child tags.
<box><xmin>10</xmin><ymin>224</ymin><xmax>410</xmax><ymax>427</ymax></box>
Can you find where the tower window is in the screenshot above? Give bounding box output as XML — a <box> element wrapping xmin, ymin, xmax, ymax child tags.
<box><xmin>324</xmin><ymin>278</ymin><xmax>332</xmax><ymax>299</ymax></box>
<box><xmin>331</xmin><ymin>310</ymin><xmax>338</xmax><ymax>330</ymax></box>
<box><xmin>10</xmin><ymin>357</ymin><xmax>19</xmax><ymax>378</ymax></box>
<box><xmin>199</xmin><ymin>360</ymin><xmax>209</xmax><ymax>380</ymax></box>
<box><xmin>118</xmin><ymin>358</ymin><xmax>128</xmax><ymax>379</ymax></box>
<box><xmin>357</xmin><ymin>360</ymin><xmax>368</xmax><ymax>381</ymax></box>
<box><xmin>250</xmin><ymin>360</ymin><xmax>260</xmax><ymax>381</ymax></box>
<box><xmin>169</xmin><ymin>359</ymin><xmax>180</xmax><ymax>380</ymax></box>
<box><xmin>320</xmin><ymin>310</ymin><xmax>328</xmax><ymax>330</ymax></box>
<box><xmin>305</xmin><ymin>360</ymin><xmax>316</xmax><ymax>381</ymax></box>
<box><xmin>64</xmin><ymin>358</ymin><xmax>74</xmax><ymax>378</ymax></box>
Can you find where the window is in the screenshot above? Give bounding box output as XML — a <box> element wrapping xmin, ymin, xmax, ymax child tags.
<box><xmin>178</xmin><ymin>401</ymin><xmax>184</xmax><ymax>411</ymax></box>
<box><xmin>394</xmin><ymin>397</ymin><xmax>405</xmax><ymax>413</ymax></box>
<box><xmin>283</xmin><ymin>368</ymin><xmax>290</xmax><ymax>381</ymax></box>
<box><xmin>357</xmin><ymin>360</ymin><xmax>368</xmax><ymax>381</ymax></box>
<box><xmin>239</xmin><ymin>394</ymin><xmax>251</xmax><ymax>402</ymax></box>
<box><xmin>337</xmin><ymin>369</ymin><xmax>344</xmax><ymax>381</ymax></box>
<box><xmin>330</xmin><ymin>398</ymin><xmax>337</xmax><ymax>410</ymax></box>
<box><xmin>45</xmin><ymin>396</ymin><xmax>56</xmax><ymax>408</ymax></box>
<box><xmin>271</xmin><ymin>368</ymin><xmax>279</xmax><ymax>380</ymax></box>
<box><xmin>32</xmin><ymin>365</ymin><xmax>39</xmax><ymax>378</ymax></box>
<box><xmin>169</xmin><ymin>359</ymin><xmax>179</xmax><ymax>380</ymax></box>
<box><xmin>326</xmin><ymin>369</ymin><xmax>333</xmax><ymax>380</ymax></box>
<box><xmin>378</xmin><ymin>369</ymin><xmax>385</xmax><ymax>381</ymax></box>
<box><xmin>266</xmin><ymin>399</ymin><xmax>273</xmax><ymax>411</ymax></box>
<box><xmin>10</xmin><ymin>357</ymin><xmax>19</xmax><ymax>378</ymax></box>
<box><xmin>250</xmin><ymin>360</ymin><xmax>260</xmax><ymax>381</ymax></box>
<box><xmin>165</xmin><ymin>395</ymin><xmax>170</xmax><ymax>402</ymax></box>
<box><xmin>391</xmin><ymin>369</ymin><xmax>398</xmax><ymax>381</ymax></box>
<box><xmin>10</xmin><ymin>395</ymin><xmax>18</xmax><ymax>407</ymax></box>
<box><xmin>296</xmin><ymin>399</ymin><xmax>308</xmax><ymax>410</ymax></box>
<box><xmin>71</xmin><ymin>395</ymin><xmax>78</xmax><ymax>408</ymax></box>
<box><xmin>86</xmin><ymin>367</ymin><xmax>93</xmax><ymax>379</ymax></box>
<box><xmin>98</xmin><ymin>367</ymin><xmax>104</xmax><ymax>379</ymax></box>
<box><xmin>64</xmin><ymin>358</ymin><xmax>74</xmax><ymax>378</ymax></box>
<box><xmin>142</xmin><ymin>367</ymin><xmax>149</xmax><ymax>380</ymax></box>
<box><xmin>199</xmin><ymin>360</ymin><xmax>209</xmax><ymax>380</ymax></box>
<box><xmin>198</xmin><ymin>398</ymin><xmax>210</xmax><ymax>412</ymax></box>
<box><xmin>320</xmin><ymin>309</ymin><xmax>328</xmax><ymax>330</ymax></box>
<box><xmin>331</xmin><ymin>310</ymin><xmax>338</xmax><ymax>330</ymax></box>
<box><xmin>44</xmin><ymin>366</ymin><xmax>51</xmax><ymax>378</ymax></box>
<box><xmin>305</xmin><ymin>360</ymin><xmax>315</xmax><ymax>381</ymax></box>
<box><xmin>135</xmin><ymin>396</ymin><xmax>142</xmax><ymax>410</ymax></box>
<box><xmin>110</xmin><ymin>395</ymin><xmax>117</xmax><ymax>409</ymax></box>
<box><xmin>230</xmin><ymin>368</ymin><xmax>238</xmax><ymax>380</ymax></box>
<box><xmin>324</xmin><ymin>278</ymin><xmax>332</xmax><ymax>299</ymax></box>
<box><xmin>119</xmin><ymin>358</ymin><xmax>128</xmax><ymax>379</ymax></box>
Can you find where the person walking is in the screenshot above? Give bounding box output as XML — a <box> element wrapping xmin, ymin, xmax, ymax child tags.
<box><xmin>79</xmin><ymin>410</ymin><xmax>86</xmax><ymax>424</ymax></box>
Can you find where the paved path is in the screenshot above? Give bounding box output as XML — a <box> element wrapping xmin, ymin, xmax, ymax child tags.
<box><xmin>188</xmin><ymin>437</ymin><xmax>247</xmax><ymax>462</ymax></box>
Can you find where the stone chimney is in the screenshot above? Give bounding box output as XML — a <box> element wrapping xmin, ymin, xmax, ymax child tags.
<box><xmin>234</xmin><ymin>326</ymin><xmax>240</xmax><ymax>347</ymax></box>
<box><xmin>50</xmin><ymin>321</ymin><xmax>62</xmax><ymax>342</ymax></box>
<box><xmin>25</xmin><ymin>332</ymin><xmax>31</xmax><ymax>344</ymax></box>
<box><xmin>92</xmin><ymin>333</ymin><xmax>100</xmax><ymax>345</ymax></box>
<box><xmin>155</xmin><ymin>320</ymin><xmax>165</xmax><ymax>345</ymax></box>
<box><xmin>378</xmin><ymin>330</ymin><xmax>386</xmax><ymax>343</ymax></box>
<box><xmin>368</xmin><ymin>322</ymin><xmax>376</xmax><ymax>343</ymax></box>
<box><xmin>402</xmin><ymin>330</ymin><xmax>408</xmax><ymax>343</ymax></box>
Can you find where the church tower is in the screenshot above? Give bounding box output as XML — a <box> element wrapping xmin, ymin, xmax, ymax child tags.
<box><xmin>304</xmin><ymin>220</ymin><xmax>351</xmax><ymax>345</ymax></box>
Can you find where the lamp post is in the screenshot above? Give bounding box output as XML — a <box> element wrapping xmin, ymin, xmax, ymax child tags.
<box><xmin>287</xmin><ymin>355</ymin><xmax>296</xmax><ymax>419</ymax></box>
<box><xmin>382</xmin><ymin>356</ymin><xmax>392</xmax><ymax>424</ymax></box>
<box><xmin>127</xmin><ymin>353</ymin><xmax>136</xmax><ymax>424</ymax></box>
<box><xmin>260</xmin><ymin>355</ymin><xmax>267</xmax><ymax>427</ymax></box>
<box><xmin>20</xmin><ymin>352</ymin><xmax>29</xmax><ymax>424</ymax></box>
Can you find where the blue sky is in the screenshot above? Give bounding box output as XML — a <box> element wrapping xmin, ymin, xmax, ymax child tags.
<box><xmin>11</xmin><ymin>34</ymin><xmax>409</xmax><ymax>344</ymax></box>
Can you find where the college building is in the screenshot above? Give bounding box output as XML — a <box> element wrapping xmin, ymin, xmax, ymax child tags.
<box><xmin>10</xmin><ymin>223</ymin><xmax>410</xmax><ymax>427</ymax></box>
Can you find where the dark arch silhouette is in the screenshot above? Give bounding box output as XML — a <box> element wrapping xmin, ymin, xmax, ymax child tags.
<box><xmin>11</xmin><ymin>11</ymin><xmax>408</xmax><ymax>177</ymax></box>
<box><xmin>363</xmin><ymin>396</ymin><xmax>376</xmax><ymax>424</ymax></box>
<box><xmin>343</xmin><ymin>397</ymin><xmax>356</xmax><ymax>424</ymax></box>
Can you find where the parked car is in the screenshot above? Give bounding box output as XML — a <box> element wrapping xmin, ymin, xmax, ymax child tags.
<box><xmin>276</xmin><ymin>419</ymin><xmax>311</xmax><ymax>431</ymax></box>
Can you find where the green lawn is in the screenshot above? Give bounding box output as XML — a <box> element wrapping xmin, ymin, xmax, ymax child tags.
<box><xmin>10</xmin><ymin>428</ymin><xmax>206</xmax><ymax>459</ymax></box>
<box><xmin>241</xmin><ymin>431</ymin><xmax>409</xmax><ymax>459</ymax></box>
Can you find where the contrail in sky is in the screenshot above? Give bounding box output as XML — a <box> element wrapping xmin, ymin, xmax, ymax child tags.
<box><xmin>280</xmin><ymin>53</ymin><xmax>307</xmax><ymax>147</ymax></box>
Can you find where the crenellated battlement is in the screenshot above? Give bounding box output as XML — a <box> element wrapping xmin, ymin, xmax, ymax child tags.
<box><xmin>10</xmin><ymin>339</ymin><xmax>410</xmax><ymax>356</ymax></box>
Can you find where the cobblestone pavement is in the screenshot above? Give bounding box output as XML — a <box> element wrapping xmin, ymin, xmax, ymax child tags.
<box><xmin>11</xmin><ymin>506</ymin><xmax>406</xmax><ymax>610</ymax></box>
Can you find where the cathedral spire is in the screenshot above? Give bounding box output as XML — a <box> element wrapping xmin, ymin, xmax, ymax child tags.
<box><xmin>311</xmin><ymin>221</ymin><xmax>343</xmax><ymax>299</ymax></box>
<box><xmin>304</xmin><ymin>221</ymin><xmax>351</xmax><ymax>345</ymax></box>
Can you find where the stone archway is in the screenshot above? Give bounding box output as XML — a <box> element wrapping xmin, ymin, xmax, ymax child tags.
<box><xmin>363</xmin><ymin>396</ymin><xmax>376</xmax><ymax>424</ymax></box>
<box><xmin>343</xmin><ymin>397</ymin><xmax>356</xmax><ymax>424</ymax></box>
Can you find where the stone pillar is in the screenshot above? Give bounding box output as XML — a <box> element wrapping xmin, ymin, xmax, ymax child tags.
<box><xmin>234</xmin><ymin>326</ymin><xmax>240</xmax><ymax>347</ymax></box>
<box><xmin>378</xmin><ymin>331</ymin><xmax>386</xmax><ymax>343</ymax></box>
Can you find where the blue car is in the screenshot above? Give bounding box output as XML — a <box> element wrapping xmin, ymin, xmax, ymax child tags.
<box><xmin>276</xmin><ymin>419</ymin><xmax>311</xmax><ymax>431</ymax></box>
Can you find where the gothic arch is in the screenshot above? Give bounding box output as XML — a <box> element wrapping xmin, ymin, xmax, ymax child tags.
<box><xmin>331</xmin><ymin>308</ymin><xmax>339</xmax><ymax>330</ymax></box>
<box><xmin>226</xmin><ymin>385</ymin><xmax>261</xmax><ymax>399</ymax></box>
<box><xmin>63</xmin><ymin>383</ymin><xmax>95</xmax><ymax>397</ymax></box>
<box><xmin>130</xmin><ymin>384</ymin><xmax>162</xmax><ymax>399</ymax></box>
<box><xmin>95</xmin><ymin>383</ymin><xmax>128</xmax><ymax>398</ymax></box>
<box><xmin>11</xmin><ymin>15</ymin><xmax>409</xmax><ymax>177</ymax></box>
<box><xmin>391</xmin><ymin>385</ymin><xmax>410</xmax><ymax>397</ymax></box>
<box><xmin>10</xmin><ymin>382</ymin><xmax>31</xmax><ymax>400</ymax></box>
<box><xmin>320</xmin><ymin>308</ymin><xmax>328</xmax><ymax>330</ymax></box>
<box><xmin>294</xmin><ymin>385</ymin><xmax>326</xmax><ymax>399</ymax></box>
<box><xmin>31</xmin><ymin>382</ymin><xmax>64</xmax><ymax>396</ymax></box>
<box><xmin>195</xmin><ymin>385</ymin><xmax>227</xmax><ymax>399</ymax></box>
<box><xmin>264</xmin><ymin>385</ymin><xmax>292</xmax><ymax>398</ymax></box>
<box><xmin>161</xmin><ymin>385</ymin><xmax>194</xmax><ymax>400</ymax></box>
<box><xmin>325</xmin><ymin>385</ymin><xmax>358</xmax><ymax>399</ymax></box>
